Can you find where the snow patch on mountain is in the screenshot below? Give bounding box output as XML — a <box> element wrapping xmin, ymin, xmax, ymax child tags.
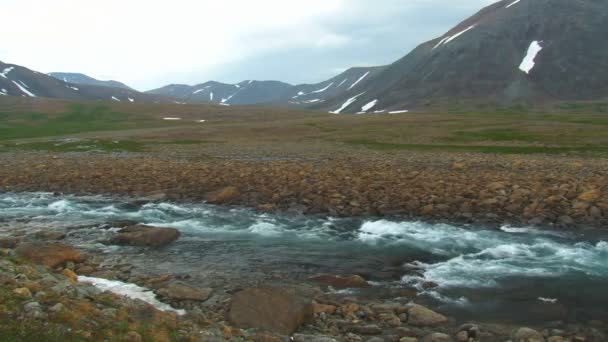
<box><xmin>12</xmin><ymin>80</ymin><xmax>36</xmax><ymax>97</ymax></box>
<box><xmin>337</xmin><ymin>78</ymin><xmax>348</xmax><ymax>87</ymax></box>
<box><xmin>347</xmin><ymin>72</ymin><xmax>370</xmax><ymax>90</ymax></box>
<box><xmin>222</xmin><ymin>93</ymin><xmax>237</xmax><ymax>103</ymax></box>
<box><xmin>128</xmin><ymin>98</ymin><xmax>134</xmax><ymax>102</ymax></box>
<box><xmin>0</xmin><ymin>67</ymin><xmax>14</xmax><ymax>79</ymax></box>
<box><xmin>311</xmin><ymin>82</ymin><xmax>334</xmax><ymax>94</ymax></box>
<box><xmin>210</xmin><ymin>92</ymin><xmax>214</xmax><ymax>101</ymax></box>
<box><xmin>389</xmin><ymin>110</ymin><xmax>409</xmax><ymax>114</ymax></box>
<box><xmin>444</xmin><ymin>25</ymin><xmax>476</xmax><ymax>45</ymax></box>
<box><xmin>361</xmin><ymin>99</ymin><xmax>378</xmax><ymax>112</ymax></box>
<box><xmin>519</xmin><ymin>41</ymin><xmax>543</xmax><ymax>74</ymax></box>
<box><xmin>506</xmin><ymin>0</ymin><xmax>521</xmax><ymax>8</ymax></box>
<box><xmin>330</xmin><ymin>92</ymin><xmax>366</xmax><ymax>114</ymax></box>
<box><xmin>111</xmin><ymin>96</ymin><xmax>121</xmax><ymax>102</ymax></box>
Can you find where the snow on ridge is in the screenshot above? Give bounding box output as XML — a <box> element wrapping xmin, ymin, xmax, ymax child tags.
<box><xmin>0</xmin><ymin>67</ymin><xmax>14</xmax><ymax>79</ymax></box>
<box><xmin>361</xmin><ymin>99</ymin><xmax>378</xmax><ymax>112</ymax></box>
<box><xmin>303</xmin><ymin>99</ymin><xmax>322</xmax><ymax>104</ymax></box>
<box><xmin>221</xmin><ymin>93</ymin><xmax>237</xmax><ymax>104</ymax></box>
<box><xmin>12</xmin><ymin>80</ymin><xmax>36</xmax><ymax>97</ymax></box>
<box><xmin>111</xmin><ymin>96</ymin><xmax>121</xmax><ymax>102</ymax></box>
<box><xmin>433</xmin><ymin>25</ymin><xmax>476</xmax><ymax>49</ymax></box>
<box><xmin>330</xmin><ymin>92</ymin><xmax>366</xmax><ymax>114</ymax></box>
<box><xmin>193</xmin><ymin>89</ymin><xmax>206</xmax><ymax>94</ymax></box>
<box><xmin>389</xmin><ymin>110</ymin><xmax>409</xmax><ymax>114</ymax></box>
<box><xmin>506</xmin><ymin>0</ymin><xmax>521</xmax><ymax>8</ymax></box>
<box><xmin>311</xmin><ymin>82</ymin><xmax>334</xmax><ymax>94</ymax></box>
<box><xmin>519</xmin><ymin>41</ymin><xmax>543</xmax><ymax>74</ymax></box>
<box><xmin>347</xmin><ymin>72</ymin><xmax>370</xmax><ymax>90</ymax></box>
<box><xmin>337</xmin><ymin>78</ymin><xmax>348</xmax><ymax>87</ymax></box>
<box><xmin>444</xmin><ymin>25</ymin><xmax>476</xmax><ymax>45</ymax></box>
<box><xmin>77</xmin><ymin>276</ymin><xmax>185</xmax><ymax>315</ymax></box>
<box><xmin>66</xmin><ymin>85</ymin><xmax>79</xmax><ymax>91</ymax></box>
<box><xmin>128</xmin><ymin>98</ymin><xmax>134</xmax><ymax>102</ymax></box>
<box><xmin>163</xmin><ymin>117</ymin><xmax>182</xmax><ymax>120</ymax></box>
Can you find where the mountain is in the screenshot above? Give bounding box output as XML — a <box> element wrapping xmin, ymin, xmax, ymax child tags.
<box><xmin>0</xmin><ymin>62</ymin><xmax>169</xmax><ymax>103</ymax></box>
<box><xmin>146</xmin><ymin>66</ymin><xmax>384</xmax><ymax>107</ymax></box>
<box><xmin>49</xmin><ymin>72</ymin><xmax>133</xmax><ymax>91</ymax></box>
<box><xmin>147</xmin><ymin>80</ymin><xmax>293</xmax><ymax>106</ymax></box>
<box><xmin>318</xmin><ymin>0</ymin><xmax>608</xmax><ymax>113</ymax></box>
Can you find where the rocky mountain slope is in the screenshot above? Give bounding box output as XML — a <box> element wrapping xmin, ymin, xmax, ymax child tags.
<box><xmin>319</xmin><ymin>0</ymin><xmax>608</xmax><ymax>113</ymax></box>
<box><xmin>146</xmin><ymin>66</ymin><xmax>384</xmax><ymax>107</ymax></box>
<box><xmin>0</xmin><ymin>62</ymin><xmax>169</xmax><ymax>103</ymax></box>
<box><xmin>49</xmin><ymin>72</ymin><xmax>133</xmax><ymax>90</ymax></box>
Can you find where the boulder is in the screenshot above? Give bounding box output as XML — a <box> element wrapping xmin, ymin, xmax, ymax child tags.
<box><xmin>422</xmin><ymin>333</ymin><xmax>453</xmax><ymax>342</ymax></box>
<box><xmin>578</xmin><ymin>189</ymin><xmax>602</xmax><ymax>202</ymax></box>
<box><xmin>227</xmin><ymin>288</ymin><xmax>313</xmax><ymax>335</ymax></box>
<box><xmin>15</xmin><ymin>243</ymin><xmax>83</xmax><ymax>269</ymax></box>
<box><xmin>156</xmin><ymin>281</ymin><xmax>212</xmax><ymax>301</ymax></box>
<box><xmin>512</xmin><ymin>327</ymin><xmax>545</xmax><ymax>342</ymax></box>
<box><xmin>308</xmin><ymin>274</ymin><xmax>371</xmax><ymax>289</ymax></box>
<box><xmin>32</xmin><ymin>230</ymin><xmax>66</xmax><ymax>241</ymax></box>
<box><xmin>110</xmin><ymin>225</ymin><xmax>180</xmax><ymax>247</ymax></box>
<box><xmin>206</xmin><ymin>186</ymin><xmax>241</xmax><ymax>204</ymax></box>
<box><xmin>406</xmin><ymin>304</ymin><xmax>448</xmax><ymax>326</ymax></box>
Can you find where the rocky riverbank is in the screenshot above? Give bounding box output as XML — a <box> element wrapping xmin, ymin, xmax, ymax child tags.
<box><xmin>0</xmin><ymin>152</ymin><xmax>606</xmax><ymax>229</ymax></box>
<box><xmin>1</xmin><ymin>235</ymin><xmax>606</xmax><ymax>342</ymax></box>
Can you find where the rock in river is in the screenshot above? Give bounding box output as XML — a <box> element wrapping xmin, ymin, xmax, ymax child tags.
<box><xmin>227</xmin><ymin>288</ymin><xmax>313</xmax><ymax>335</ymax></box>
<box><xmin>308</xmin><ymin>274</ymin><xmax>371</xmax><ymax>289</ymax></box>
<box><xmin>156</xmin><ymin>281</ymin><xmax>212</xmax><ymax>301</ymax></box>
<box><xmin>110</xmin><ymin>225</ymin><xmax>180</xmax><ymax>247</ymax></box>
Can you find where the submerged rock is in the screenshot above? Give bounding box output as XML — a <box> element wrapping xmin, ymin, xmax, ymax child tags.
<box><xmin>227</xmin><ymin>287</ymin><xmax>313</xmax><ymax>335</ymax></box>
<box><xmin>110</xmin><ymin>225</ymin><xmax>180</xmax><ymax>247</ymax></box>
<box><xmin>156</xmin><ymin>281</ymin><xmax>212</xmax><ymax>301</ymax></box>
<box><xmin>206</xmin><ymin>186</ymin><xmax>241</xmax><ymax>204</ymax></box>
<box><xmin>309</xmin><ymin>274</ymin><xmax>371</xmax><ymax>289</ymax></box>
<box><xmin>15</xmin><ymin>242</ymin><xmax>83</xmax><ymax>269</ymax></box>
<box><xmin>405</xmin><ymin>304</ymin><xmax>448</xmax><ymax>327</ymax></box>
<box><xmin>512</xmin><ymin>327</ymin><xmax>545</xmax><ymax>342</ymax></box>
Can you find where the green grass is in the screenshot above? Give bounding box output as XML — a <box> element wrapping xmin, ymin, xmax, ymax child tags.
<box><xmin>345</xmin><ymin>139</ymin><xmax>608</xmax><ymax>155</ymax></box>
<box><xmin>0</xmin><ymin>140</ymin><xmax>146</xmax><ymax>153</ymax></box>
<box><xmin>446</xmin><ymin>128</ymin><xmax>539</xmax><ymax>143</ymax></box>
<box><xmin>0</xmin><ymin>103</ymin><xmax>172</xmax><ymax>141</ymax></box>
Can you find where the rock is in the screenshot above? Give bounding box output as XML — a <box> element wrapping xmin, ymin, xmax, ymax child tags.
<box><xmin>125</xmin><ymin>331</ymin><xmax>143</xmax><ymax>342</ymax></box>
<box><xmin>378</xmin><ymin>313</ymin><xmax>402</xmax><ymax>327</ymax></box>
<box><xmin>0</xmin><ymin>237</ymin><xmax>18</xmax><ymax>248</ymax></box>
<box><xmin>62</xmin><ymin>269</ymin><xmax>78</xmax><ymax>282</ymax></box>
<box><xmin>557</xmin><ymin>215</ymin><xmax>574</xmax><ymax>226</ymax></box>
<box><xmin>313</xmin><ymin>301</ymin><xmax>337</xmax><ymax>315</ymax></box>
<box><xmin>406</xmin><ymin>304</ymin><xmax>448</xmax><ymax>326</ymax></box>
<box><xmin>456</xmin><ymin>331</ymin><xmax>468</xmax><ymax>342</ymax></box>
<box><xmin>293</xmin><ymin>334</ymin><xmax>338</xmax><ymax>342</ymax></box>
<box><xmin>366</xmin><ymin>338</ymin><xmax>386</xmax><ymax>342</ymax></box>
<box><xmin>23</xmin><ymin>301</ymin><xmax>42</xmax><ymax>312</ymax></box>
<box><xmin>32</xmin><ymin>230</ymin><xmax>66</xmax><ymax>241</ymax></box>
<box><xmin>206</xmin><ymin>186</ymin><xmax>241</xmax><ymax>204</ymax></box>
<box><xmin>309</xmin><ymin>274</ymin><xmax>371</xmax><ymax>289</ymax></box>
<box><xmin>15</xmin><ymin>243</ymin><xmax>83</xmax><ymax>269</ymax></box>
<box><xmin>547</xmin><ymin>337</ymin><xmax>564</xmax><ymax>342</ymax></box>
<box><xmin>227</xmin><ymin>288</ymin><xmax>313</xmax><ymax>335</ymax></box>
<box><xmin>422</xmin><ymin>333</ymin><xmax>452</xmax><ymax>342</ymax></box>
<box><xmin>110</xmin><ymin>225</ymin><xmax>180</xmax><ymax>247</ymax></box>
<box><xmin>512</xmin><ymin>327</ymin><xmax>545</xmax><ymax>342</ymax></box>
<box><xmin>13</xmin><ymin>287</ymin><xmax>32</xmax><ymax>299</ymax></box>
<box><xmin>578</xmin><ymin>189</ymin><xmax>602</xmax><ymax>202</ymax></box>
<box><xmin>400</xmin><ymin>338</ymin><xmax>418</xmax><ymax>342</ymax></box>
<box><xmin>341</xmin><ymin>303</ymin><xmax>360</xmax><ymax>317</ymax></box>
<box><xmin>346</xmin><ymin>325</ymin><xmax>382</xmax><ymax>335</ymax></box>
<box><xmin>156</xmin><ymin>281</ymin><xmax>212</xmax><ymax>301</ymax></box>
<box><xmin>49</xmin><ymin>303</ymin><xmax>65</xmax><ymax>313</ymax></box>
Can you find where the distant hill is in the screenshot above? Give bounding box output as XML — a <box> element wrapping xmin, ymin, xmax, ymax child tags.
<box><xmin>49</xmin><ymin>72</ymin><xmax>133</xmax><ymax>91</ymax></box>
<box><xmin>0</xmin><ymin>62</ymin><xmax>169</xmax><ymax>103</ymax></box>
<box><xmin>146</xmin><ymin>66</ymin><xmax>385</xmax><ymax>107</ymax></box>
<box><xmin>318</xmin><ymin>0</ymin><xmax>608</xmax><ymax>113</ymax></box>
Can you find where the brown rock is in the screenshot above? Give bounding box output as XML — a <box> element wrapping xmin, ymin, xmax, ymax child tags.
<box><xmin>578</xmin><ymin>189</ymin><xmax>602</xmax><ymax>202</ymax></box>
<box><xmin>206</xmin><ymin>186</ymin><xmax>241</xmax><ymax>204</ymax></box>
<box><xmin>227</xmin><ymin>288</ymin><xmax>313</xmax><ymax>335</ymax></box>
<box><xmin>406</xmin><ymin>304</ymin><xmax>448</xmax><ymax>326</ymax></box>
<box><xmin>313</xmin><ymin>301</ymin><xmax>337</xmax><ymax>315</ymax></box>
<box><xmin>422</xmin><ymin>333</ymin><xmax>453</xmax><ymax>342</ymax></box>
<box><xmin>32</xmin><ymin>230</ymin><xmax>66</xmax><ymax>241</ymax></box>
<box><xmin>15</xmin><ymin>243</ymin><xmax>83</xmax><ymax>269</ymax></box>
<box><xmin>512</xmin><ymin>327</ymin><xmax>545</xmax><ymax>342</ymax></box>
<box><xmin>110</xmin><ymin>225</ymin><xmax>180</xmax><ymax>247</ymax></box>
<box><xmin>341</xmin><ymin>303</ymin><xmax>360</xmax><ymax>317</ymax></box>
<box><xmin>309</xmin><ymin>274</ymin><xmax>371</xmax><ymax>289</ymax></box>
<box><xmin>62</xmin><ymin>269</ymin><xmax>78</xmax><ymax>283</ymax></box>
<box><xmin>156</xmin><ymin>282</ymin><xmax>212</xmax><ymax>301</ymax></box>
<box><xmin>13</xmin><ymin>287</ymin><xmax>32</xmax><ymax>299</ymax></box>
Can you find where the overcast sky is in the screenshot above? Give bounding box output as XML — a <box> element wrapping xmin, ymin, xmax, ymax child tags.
<box><xmin>2</xmin><ymin>0</ymin><xmax>496</xmax><ymax>90</ymax></box>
